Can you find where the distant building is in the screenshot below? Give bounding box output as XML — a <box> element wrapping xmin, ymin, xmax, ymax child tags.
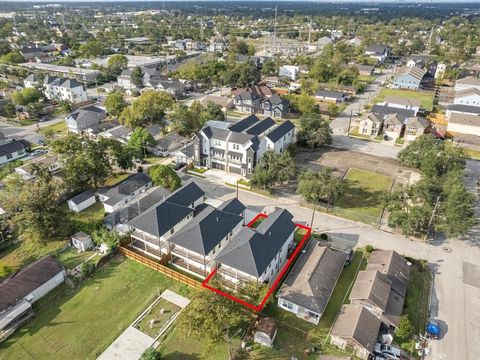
<box><xmin>364</xmin><ymin>45</ymin><xmax>390</xmax><ymax>63</ymax></box>
<box><xmin>65</xmin><ymin>105</ymin><xmax>106</xmax><ymax>134</ymax></box>
<box><xmin>315</xmin><ymin>90</ymin><xmax>348</xmax><ymax>103</ymax></box>
<box><xmin>0</xmin><ymin>140</ymin><xmax>30</xmax><ymax>166</ymax></box>
<box><xmin>278</xmin><ymin>65</ymin><xmax>300</xmax><ymax>81</ymax></box>
<box><xmin>392</xmin><ymin>67</ymin><xmax>427</xmax><ymax>90</ymax></box>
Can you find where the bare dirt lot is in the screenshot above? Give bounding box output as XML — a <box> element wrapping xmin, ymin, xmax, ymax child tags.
<box><xmin>295</xmin><ymin>147</ymin><xmax>418</xmax><ymax>186</ymax></box>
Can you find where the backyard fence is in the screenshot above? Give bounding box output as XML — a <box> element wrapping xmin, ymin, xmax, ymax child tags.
<box><xmin>118</xmin><ymin>246</ymin><xmax>203</xmax><ymax>289</ymax></box>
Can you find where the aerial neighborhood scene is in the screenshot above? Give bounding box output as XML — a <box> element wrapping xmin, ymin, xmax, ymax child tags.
<box><xmin>1</xmin><ymin>1</ymin><xmax>480</xmax><ymax>360</ymax></box>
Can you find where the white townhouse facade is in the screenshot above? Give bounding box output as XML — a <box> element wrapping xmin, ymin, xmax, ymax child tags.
<box><xmin>454</xmin><ymin>76</ymin><xmax>480</xmax><ymax>92</ymax></box>
<box><xmin>454</xmin><ymin>88</ymin><xmax>480</xmax><ymax>107</ymax></box>
<box><xmin>193</xmin><ymin>115</ymin><xmax>295</xmax><ymax>179</ymax></box>
<box><xmin>43</xmin><ymin>76</ymin><xmax>87</xmax><ymax>104</ymax></box>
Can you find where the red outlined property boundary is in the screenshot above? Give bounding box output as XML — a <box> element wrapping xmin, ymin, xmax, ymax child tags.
<box><xmin>201</xmin><ymin>213</ymin><xmax>312</xmax><ymax>312</ymax></box>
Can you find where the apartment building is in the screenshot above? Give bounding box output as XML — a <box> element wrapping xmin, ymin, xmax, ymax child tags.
<box><xmin>43</xmin><ymin>76</ymin><xmax>87</xmax><ymax>104</ymax></box>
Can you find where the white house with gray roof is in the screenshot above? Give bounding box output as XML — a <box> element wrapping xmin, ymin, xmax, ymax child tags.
<box><xmin>193</xmin><ymin>115</ymin><xmax>295</xmax><ymax>178</ymax></box>
<box><xmin>99</xmin><ymin>173</ymin><xmax>152</xmax><ymax>213</ymax></box>
<box><xmin>168</xmin><ymin>201</ymin><xmax>245</xmax><ymax>278</ymax></box>
<box><xmin>127</xmin><ymin>181</ymin><xmax>205</xmax><ymax>259</ymax></box>
<box><xmin>43</xmin><ymin>75</ymin><xmax>87</xmax><ymax>104</ymax></box>
<box><xmin>276</xmin><ymin>240</ymin><xmax>347</xmax><ymax>324</ymax></box>
<box><xmin>0</xmin><ymin>140</ymin><xmax>30</xmax><ymax>166</ymax></box>
<box><xmin>215</xmin><ymin>208</ymin><xmax>296</xmax><ymax>287</ymax></box>
<box><xmin>65</xmin><ymin>105</ymin><xmax>106</xmax><ymax>134</ymax></box>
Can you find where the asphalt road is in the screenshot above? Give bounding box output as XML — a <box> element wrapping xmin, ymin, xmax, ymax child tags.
<box><xmin>0</xmin><ymin>114</ymin><xmax>65</xmax><ymax>143</ymax></box>
<box><xmin>188</xmin><ymin>168</ymin><xmax>480</xmax><ymax>360</ymax></box>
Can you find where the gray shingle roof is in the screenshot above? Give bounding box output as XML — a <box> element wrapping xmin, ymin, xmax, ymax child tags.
<box><xmin>228</xmin><ymin>114</ymin><xmax>260</xmax><ymax>132</ymax></box>
<box><xmin>245</xmin><ymin>117</ymin><xmax>276</xmax><ymax>136</ymax></box>
<box><xmin>0</xmin><ymin>256</ymin><xmax>63</xmax><ymax>312</ymax></box>
<box><xmin>69</xmin><ymin>190</ymin><xmax>95</xmax><ymax>205</ymax></box>
<box><xmin>276</xmin><ymin>240</ymin><xmax>347</xmax><ymax>315</ymax></box>
<box><xmin>371</xmin><ymin>105</ymin><xmax>416</xmax><ymax>122</ymax></box>
<box><xmin>102</xmin><ymin>173</ymin><xmax>152</xmax><ymax>206</ymax></box>
<box><xmin>0</xmin><ymin>140</ymin><xmax>30</xmax><ymax>157</ymax></box>
<box><xmin>266</xmin><ymin>120</ymin><xmax>295</xmax><ymax>143</ymax></box>
<box><xmin>448</xmin><ymin>104</ymin><xmax>480</xmax><ymax>115</ymax></box>
<box><xmin>216</xmin><ymin>209</ymin><xmax>296</xmax><ymax>277</ymax></box>
<box><xmin>163</xmin><ymin>181</ymin><xmax>205</xmax><ymax>207</ymax></box>
<box><xmin>168</xmin><ymin>205</ymin><xmax>243</xmax><ymax>255</ymax></box>
<box><xmin>218</xmin><ymin>198</ymin><xmax>246</xmax><ymax>216</ymax></box>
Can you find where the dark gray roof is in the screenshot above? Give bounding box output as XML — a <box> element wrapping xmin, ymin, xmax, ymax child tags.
<box><xmin>156</xmin><ymin>132</ymin><xmax>188</xmax><ymax>152</ymax></box>
<box><xmin>0</xmin><ymin>140</ymin><xmax>29</xmax><ymax>157</ymax></box>
<box><xmin>448</xmin><ymin>104</ymin><xmax>480</xmax><ymax>115</ymax></box>
<box><xmin>0</xmin><ymin>256</ymin><xmax>63</xmax><ymax>311</ymax></box>
<box><xmin>103</xmin><ymin>173</ymin><xmax>152</xmax><ymax>206</ymax></box>
<box><xmin>228</xmin><ymin>115</ymin><xmax>260</xmax><ymax>132</ymax></box>
<box><xmin>216</xmin><ymin>209</ymin><xmax>296</xmax><ymax>277</ymax></box>
<box><xmin>218</xmin><ymin>198</ymin><xmax>246</xmax><ymax>216</ymax></box>
<box><xmin>128</xmin><ymin>201</ymin><xmax>194</xmax><ymax>237</ymax></box>
<box><xmin>168</xmin><ymin>205</ymin><xmax>243</xmax><ymax>255</ymax></box>
<box><xmin>166</xmin><ymin>181</ymin><xmax>205</xmax><ymax>207</ymax></box>
<box><xmin>229</xmin><ymin>131</ymin><xmax>255</xmax><ymax>145</ymax></box>
<box><xmin>315</xmin><ymin>90</ymin><xmax>346</xmax><ymax>99</ymax></box>
<box><xmin>277</xmin><ymin>240</ymin><xmax>347</xmax><ymax>315</ymax></box>
<box><xmin>266</xmin><ymin>121</ymin><xmax>295</xmax><ymax>143</ymax></box>
<box><xmin>365</xmin><ymin>44</ymin><xmax>390</xmax><ymax>55</ymax></box>
<box><xmin>245</xmin><ymin>117</ymin><xmax>276</xmax><ymax>136</ymax></box>
<box><xmin>371</xmin><ymin>105</ymin><xmax>416</xmax><ymax>122</ymax></box>
<box><xmin>69</xmin><ymin>190</ymin><xmax>95</xmax><ymax>205</ymax></box>
<box><xmin>67</xmin><ymin>105</ymin><xmax>106</xmax><ymax>130</ymax></box>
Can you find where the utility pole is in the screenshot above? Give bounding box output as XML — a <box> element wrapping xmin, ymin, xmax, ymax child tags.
<box><xmin>273</xmin><ymin>6</ymin><xmax>278</xmax><ymax>53</ymax></box>
<box><xmin>310</xmin><ymin>205</ymin><xmax>316</xmax><ymax>229</ymax></box>
<box><xmin>347</xmin><ymin>109</ymin><xmax>353</xmax><ymax>136</ymax></box>
<box><xmin>425</xmin><ymin>196</ymin><xmax>441</xmax><ymax>242</ymax></box>
<box><xmin>307</xmin><ymin>22</ymin><xmax>312</xmax><ymax>51</ymax></box>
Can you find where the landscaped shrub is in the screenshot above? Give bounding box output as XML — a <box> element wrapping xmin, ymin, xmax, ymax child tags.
<box><xmin>365</xmin><ymin>244</ymin><xmax>374</xmax><ymax>253</ymax></box>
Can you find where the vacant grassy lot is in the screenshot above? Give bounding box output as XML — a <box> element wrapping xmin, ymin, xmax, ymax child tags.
<box><xmin>136</xmin><ymin>298</ymin><xmax>181</xmax><ymax>338</ymax></box>
<box><xmin>332</xmin><ymin>168</ymin><xmax>393</xmax><ymax>225</ymax></box>
<box><xmin>54</xmin><ymin>247</ymin><xmax>97</xmax><ymax>270</ymax></box>
<box><xmin>72</xmin><ymin>201</ymin><xmax>105</xmax><ymax>223</ymax></box>
<box><xmin>375</xmin><ymin>88</ymin><xmax>434</xmax><ymax>111</ymax></box>
<box><xmin>0</xmin><ymin>258</ymin><xmax>192</xmax><ymax>360</ymax></box>
<box><xmin>38</xmin><ymin>121</ymin><xmax>67</xmax><ymax>136</ymax></box>
<box><xmin>254</xmin><ymin>251</ymin><xmax>364</xmax><ymax>358</ymax></box>
<box><xmin>0</xmin><ymin>240</ymin><xmax>67</xmax><ymax>279</ymax></box>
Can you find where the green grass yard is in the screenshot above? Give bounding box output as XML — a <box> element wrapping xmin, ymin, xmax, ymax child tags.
<box><xmin>0</xmin><ymin>258</ymin><xmax>192</xmax><ymax>360</ymax></box>
<box><xmin>332</xmin><ymin>168</ymin><xmax>393</xmax><ymax>225</ymax></box>
<box><xmin>54</xmin><ymin>248</ymin><xmax>97</xmax><ymax>270</ymax></box>
<box><xmin>38</xmin><ymin>121</ymin><xmax>67</xmax><ymax>136</ymax></box>
<box><xmin>135</xmin><ymin>298</ymin><xmax>181</xmax><ymax>338</ymax></box>
<box><xmin>375</xmin><ymin>88</ymin><xmax>434</xmax><ymax>111</ymax></box>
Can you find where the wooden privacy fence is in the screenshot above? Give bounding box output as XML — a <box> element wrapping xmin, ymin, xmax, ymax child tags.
<box><xmin>118</xmin><ymin>246</ymin><xmax>203</xmax><ymax>289</ymax></box>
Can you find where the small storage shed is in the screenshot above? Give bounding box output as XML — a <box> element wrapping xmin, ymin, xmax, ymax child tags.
<box><xmin>254</xmin><ymin>317</ymin><xmax>278</xmax><ymax>348</ymax></box>
<box><xmin>71</xmin><ymin>231</ymin><xmax>93</xmax><ymax>252</ymax></box>
<box><xmin>68</xmin><ymin>190</ymin><xmax>96</xmax><ymax>213</ymax></box>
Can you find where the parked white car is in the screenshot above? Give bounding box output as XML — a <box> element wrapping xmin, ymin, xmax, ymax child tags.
<box><xmin>374</xmin><ymin>343</ymin><xmax>401</xmax><ymax>359</ymax></box>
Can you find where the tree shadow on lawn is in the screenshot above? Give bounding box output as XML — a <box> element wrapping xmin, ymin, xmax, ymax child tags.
<box><xmin>162</xmin><ymin>352</ymin><xmax>200</xmax><ymax>360</ymax></box>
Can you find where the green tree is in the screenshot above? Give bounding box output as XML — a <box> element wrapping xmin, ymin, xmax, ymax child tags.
<box><xmin>120</xmin><ymin>90</ymin><xmax>173</xmax><ymax>129</ymax></box>
<box><xmin>80</xmin><ymin>40</ymin><xmax>105</xmax><ymax>58</ymax></box>
<box><xmin>251</xmin><ymin>151</ymin><xmax>296</xmax><ymax>189</ymax></box>
<box><xmin>327</xmin><ymin>103</ymin><xmax>341</xmax><ymax>118</ymax></box>
<box><xmin>105</xmin><ymin>91</ymin><xmax>127</xmax><ymax>117</ymax></box>
<box><xmin>128</xmin><ymin>127</ymin><xmax>155</xmax><ymax>160</ymax></box>
<box><xmin>110</xmin><ymin>141</ymin><xmax>134</xmax><ymax>172</ymax></box>
<box><xmin>296</xmin><ymin>93</ymin><xmax>318</xmax><ymax>115</ymax></box>
<box><xmin>297</xmin><ymin>168</ymin><xmax>343</xmax><ymax>204</ymax></box>
<box><xmin>131</xmin><ymin>66</ymin><xmax>144</xmax><ymax>88</ymax></box>
<box><xmin>169</xmin><ymin>103</ymin><xmax>204</xmax><ymax>136</ymax></box>
<box><xmin>0</xmin><ymin>51</ymin><xmax>24</xmax><ymax>64</ymax></box>
<box><xmin>12</xmin><ymin>87</ymin><xmax>43</xmax><ymax>106</ymax></box>
<box><xmin>396</xmin><ymin>315</ymin><xmax>414</xmax><ymax>340</ymax></box>
<box><xmin>140</xmin><ymin>348</ymin><xmax>161</xmax><ymax>360</ymax></box>
<box><xmin>200</xmin><ymin>101</ymin><xmax>225</xmax><ymax>122</ymax></box>
<box><xmin>92</xmin><ymin>228</ymin><xmax>123</xmax><ymax>252</ymax></box>
<box><xmin>0</xmin><ymin>167</ymin><xmax>71</xmax><ymax>243</ymax></box>
<box><xmin>107</xmin><ymin>54</ymin><xmax>128</xmax><ymax>76</ymax></box>
<box><xmin>148</xmin><ymin>164</ymin><xmax>181</xmax><ymax>191</ymax></box>
<box><xmin>296</xmin><ymin>115</ymin><xmax>332</xmax><ymax>149</ymax></box>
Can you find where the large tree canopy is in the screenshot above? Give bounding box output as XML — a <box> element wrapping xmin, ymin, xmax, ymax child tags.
<box><xmin>120</xmin><ymin>90</ymin><xmax>173</xmax><ymax>129</ymax></box>
<box><xmin>296</xmin><ymin>115</ymin><xmax>332</xmax><ymax>149</ymax></box>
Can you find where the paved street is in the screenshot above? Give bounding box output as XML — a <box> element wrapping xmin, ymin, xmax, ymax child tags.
<box><xmin>187</xmin><ymin>168</ymin><xmax>480</xmax><ymax>360</ymax></box>
<box><xmin>330</xmin><ymin>74</ymin><xmax>390</xmax><ymax>135</ymax></box>
<box><xmin>330</xmin><ymin>135</ymin><xmax>401</xmax><ymax>159</ymax></box>
<box><xmin>0</xmin><ymin>115</ymin><xmax>65</xmax><ymax>143</ymax></box>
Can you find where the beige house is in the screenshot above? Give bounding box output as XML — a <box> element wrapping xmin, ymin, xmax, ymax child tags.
<box><xmin>330</xmin><ymin>304</ymin><xmax>381</xmax><ymax>360</ymax></box>
<box><xmin>358</xmin><ymin>113</ymin><xmax>383</xmax><ymax>137</ymax></box>
<box><xmin>447</xmin><ymin>112</ymin><xmax>480</xmax><ymax>137</ymax></box>
<box><xmin>382</xmin><ymin>113</ymin><xmax>404</xmax><ymax>140</ymax></box>
<box><xmin>404</xmin><ymin>116</ymin><xmax>429</xmax><ymax>142</ymax></box>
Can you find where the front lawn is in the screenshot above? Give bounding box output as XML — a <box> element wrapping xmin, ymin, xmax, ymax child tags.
<box><xmin>332</xmin><ymin>168</ymin><xmax>393</xmax><ymax>225</ymax></box>
<box><xmin>0</xmin><ymin>240</ymin><xmax>67</xmax><ymax>279</ymax></box>
<box><xmin>375</xmin><ymin>88</ymin><xmax>434</xmax><ymax>111</ymax></box>
<box><xmin>0</xmin><ymin>258</ymin><xmax>192</xmax><ymax>360</ymax></box>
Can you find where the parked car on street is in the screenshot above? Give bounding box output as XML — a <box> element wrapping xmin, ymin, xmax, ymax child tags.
<box><xmin>374</xmin><ymin>343</ymin><xmax>401</xmax><ymax>359</ymax></box>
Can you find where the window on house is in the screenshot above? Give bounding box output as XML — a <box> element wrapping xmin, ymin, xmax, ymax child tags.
<box><xmin>170</xmin><ymin>228</ymin><xmax>174</xmax><ymax>235</ymax></box>
<box><xmin>6</xmin><ymin>154</ymin><xmax>12</xmax><ymax>159</ymax></box>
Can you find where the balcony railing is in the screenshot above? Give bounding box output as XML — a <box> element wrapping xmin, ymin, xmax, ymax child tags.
<box><xmin>170</xmin><ymin>246</ymin><xmax>205</xmax><ymax>265</ymax></box>
<box><xmin>171</xmin><ymin>256</ymin><xmax>207</xmax><ymax>278</ymax></box>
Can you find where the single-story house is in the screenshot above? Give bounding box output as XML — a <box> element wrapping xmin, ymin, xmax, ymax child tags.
<box><xmin>364</xmin><ymin>45</ymin><xmax>390</xmax><ymax>63</ymax></box>
<box><xmin>330</xmin><ymin>304</ymin><xmax>381</xmax><ymax>360</ymax></box>
<box><xmin>254</xmin><ymin>317</ymin><xmax>278</xmax><ymax>348</ymax></box>
<box><xmin>0</xmin><ymin>256</ymin><xmax>65</xmax><ymax>342</ymax></box>
<box><xmin>354</xmin><ymin>64</ymin><xmax>375</xmax><ymax>77</ymax></box>
<box><xmin>201</xmin><ymin>95</ymin><xmax>234</xmax><ymax>111</ymax></box>
<box><xmin>67</xmin><ymin>190</ymin><xmax>96</xmax><ymax>213</ymax></box>
<box><xmin>14</xmin><ymin>155</ymin><xmax>61</xmax><ymax>180</ymax></box>
<box><xmin>276</xmin><ymin>240</ymin><xmax>347</xmax><ymax>324</ymax></box>
<box><xmin>71</xmin><ymin>231</ymin><xmax>94</xmax><ymax>252</ymax></box>
<box><xmin>151</xmin><ymin>132</ymin><xmax>189</xmax><ymax>157</ymax></box>
<box><xmin>99</xmin><ymin>173</ymin><xmax>153</xmax><ymax>213</ymax></box>
<box><xmin>315</xmin><ymin>90</ymin><xmax>348</xmax><ymax>103</ymax></box>
<box><xmin>0</xmin><ymin>140</ymin><xmax>30</xmax><ymax>166</ymax></box>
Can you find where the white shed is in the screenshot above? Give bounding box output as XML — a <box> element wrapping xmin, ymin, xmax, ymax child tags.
<box><xmin>68</xmin><ymin>190</ymin><xmax>96</xmax><ymax>213</ymax></box>
<box><xmin>71</xmin><ymin>231</ymin><xmax>94</xmax><ymax>252</ymax></box>
<box><xmin>254</xmin><ymin>318</ymin><xmax>277</xmax><ymax>348</ymax></box>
